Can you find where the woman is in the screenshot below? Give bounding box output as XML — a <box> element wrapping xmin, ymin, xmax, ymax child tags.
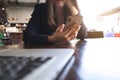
<box><xmin>23</xmin><ymin>0</ymin><xmax>87</xmax><ymax>46</ymax></box>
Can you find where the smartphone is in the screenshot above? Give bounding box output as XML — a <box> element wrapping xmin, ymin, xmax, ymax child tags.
<box><xmin>64</xmin><ymin>15</ymin><xmax>82</xmax><ymax>30</ymax></box>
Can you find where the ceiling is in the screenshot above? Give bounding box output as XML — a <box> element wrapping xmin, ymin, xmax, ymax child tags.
<box><xmin>100</xmin><ymin>7</ymin><xmax>120</xmax><ymax>16</ymax></box>
<box><xmin>77</xmin><ymin>0</ymin><xmax>120</xmax><ymax>17</ymax></box>
<box><xmin>0</xmin><ymin>0</ymin><xmax>120</xmax><ymax>15</ymax></box>
<box><xmin>0</xmin><ymin>0</ymin><xmax>46</xmax><ymax>7</ymax></box>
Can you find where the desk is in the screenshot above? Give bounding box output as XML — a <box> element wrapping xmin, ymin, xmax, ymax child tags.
<box><xmin>65</xmin><ymin>37</ymin><xmax>120</xmax><ymax>80</ymax></box>
<box><xmin>1</xmin><ymin>37</ymin><xmax>120</xmax><ymax>80</ymax></box>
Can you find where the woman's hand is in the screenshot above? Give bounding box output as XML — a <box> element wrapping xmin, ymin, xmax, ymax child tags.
<box><xmin>48</xmin><ymin>23</ymin><xmax>80</xmax><ymax>43</ymax></box>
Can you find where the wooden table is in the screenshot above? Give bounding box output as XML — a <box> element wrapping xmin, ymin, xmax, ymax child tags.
<box><xmin>1</xmin><ymin>37</ymin><xmax>120</xmax><ymax>80</ymax></box>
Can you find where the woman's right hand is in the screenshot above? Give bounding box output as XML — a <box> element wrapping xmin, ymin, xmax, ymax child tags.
<box><xmin>48</xmin><ymin>23</ymin><xmax>80</xmax><ymax>43</ymax></box>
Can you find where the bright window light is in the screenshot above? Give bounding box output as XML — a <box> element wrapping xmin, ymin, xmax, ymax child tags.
<box><xmin>77</xmin><ymin>0</ymin><xmax>120</xmax><ymax>34</ymax></box>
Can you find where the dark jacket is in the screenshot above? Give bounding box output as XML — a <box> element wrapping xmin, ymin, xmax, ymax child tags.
<box><xmin>23</xmin><ymin>3</ymin><xmax>87</xmax><ymax>46</ymax></box>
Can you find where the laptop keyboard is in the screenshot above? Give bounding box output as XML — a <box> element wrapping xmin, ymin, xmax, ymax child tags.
<box><xmin>0</xmin><ymin>56</ymin><xmax>52</xmax><ymax>80</ymax></box>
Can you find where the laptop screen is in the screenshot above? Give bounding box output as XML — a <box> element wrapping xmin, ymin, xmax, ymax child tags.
<box><xmin>0</xmin><ymin>49</ymin><xmax>74</xmax><ymax>80</ymax></box>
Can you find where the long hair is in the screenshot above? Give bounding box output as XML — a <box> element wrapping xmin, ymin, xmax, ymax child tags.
<box><xmin>46</xmin><ymin>0</ymin><xmax>80</xmax><ymax>27</ymax></box>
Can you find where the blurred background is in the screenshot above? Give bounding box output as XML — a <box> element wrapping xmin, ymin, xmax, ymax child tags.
<box><xmin>0</xmin><ymin>0</ymin><xmax>120</xmax><ymax>45</ymax></box>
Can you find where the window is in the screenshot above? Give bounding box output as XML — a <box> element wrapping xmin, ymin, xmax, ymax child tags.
<box><xmin>77</xmin><ymin>0</ymin><xmax>120</xmax><ymax>37</ymax></box>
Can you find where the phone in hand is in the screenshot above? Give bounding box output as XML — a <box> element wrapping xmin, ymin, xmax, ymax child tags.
<box><xmin>64</xmin><ymin>15</ymin><xmax>82</xmax><ymax>30</ymax></box>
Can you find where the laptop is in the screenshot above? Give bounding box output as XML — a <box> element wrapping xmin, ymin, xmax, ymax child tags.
<box><xmin>0</xmin><ymin>48</ymin><xmax>74</xmax><ymax>80</ymax></box>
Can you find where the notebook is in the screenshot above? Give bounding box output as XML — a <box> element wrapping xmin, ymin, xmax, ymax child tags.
<box><xmin>0</xmin><ymin>49</ymin><xmax>74</xmax><ymax>80</ymax></box>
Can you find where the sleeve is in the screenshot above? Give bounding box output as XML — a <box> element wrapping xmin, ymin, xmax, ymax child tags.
<box><xmin>23</xmin><ymin>4</ymin><xmax>50</xmax><ymax>46</ymax></box>
<box><xmin>77</xmin><ymin>22</ymin><xmax>88</xmax><ymax>40</ymax></box>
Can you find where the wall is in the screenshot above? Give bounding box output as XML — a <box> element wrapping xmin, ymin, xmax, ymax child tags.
<box><xmin>5</xmin><ymin>0</ymin><xmax>46</xmax><ymax>23</ymax></box>
<box><xmin>6</xmin><ymin>6</ymin><xmax>34</xmax><ymax>23</ymax></box>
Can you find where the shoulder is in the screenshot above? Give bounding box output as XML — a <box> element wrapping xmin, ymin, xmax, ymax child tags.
<box><xmin>34</xmin><ymin>3</ymin><xmax>46</xmax><ymax>10</ymax></box>
<box><xmin>31</xmin><ymin>3</ymin><xmax>47</xmax><ymax>16</ymax></box>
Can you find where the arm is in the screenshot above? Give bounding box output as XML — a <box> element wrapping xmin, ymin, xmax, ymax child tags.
<box><xmin>23</xmin><ymin>4</ymin><xmax>51</xmax><ymax>46</ymax></box>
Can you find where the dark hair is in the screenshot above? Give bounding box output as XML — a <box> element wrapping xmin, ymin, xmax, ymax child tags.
<box><xmin>46</xmin><ymin>0</ymin><xmax>80</xmax><ymax>27</ymax></box>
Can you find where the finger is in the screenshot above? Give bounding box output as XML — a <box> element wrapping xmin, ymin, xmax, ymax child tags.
<box><xmin>64</xmin><ymin>23</ymin><xmax>76</xmax><ymax>34</ymax></box>
<box><xmin>64</xmin><ymin>24</ymin><xmax>80</xmax><ymax>38</ymax></box>
<box><xmin>67</xmin><ymin>34</ymin><xmax>76</xmax><ymax>40</ymax></box>
<box><xmin>69</xmin><ymin>24</ymin><xmax>81</xmax><ymax>34</ymax></box>
<box><xmin>67</xmin><ymin>30</ymin><xmax>78</xmax><ymax>40</ymax></box>
<box><xmin>56</xmin><ymin>24</ymin><xmax>65</xmax><ymax>32</ymax></box>
<box><xmin>73</xmin><ymin>25</ymin><xmax>81</xmax><ymax>32</ymax></box>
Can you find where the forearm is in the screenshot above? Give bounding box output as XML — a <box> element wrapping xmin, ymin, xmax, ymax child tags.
<box><xmin>23</xmin><ymin>31</ymin><xmax>51</xmax><ymax>45</ymax></box>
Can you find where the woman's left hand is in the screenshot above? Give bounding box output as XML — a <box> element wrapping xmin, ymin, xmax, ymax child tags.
<box><xmin>66</xmin><ymin>24</ymin><xmax>81</xmax><ymax>40</ymax></box>
<box><xmin>48</xmin><ymin>23</ymin><xmax>80</xmax><ymax>43</ymax></box>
